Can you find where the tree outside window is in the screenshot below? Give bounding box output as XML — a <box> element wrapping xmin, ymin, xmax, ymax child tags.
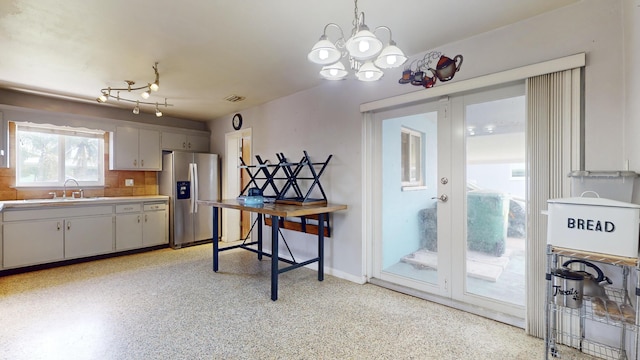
<box><xmin>16</xmin><ymin>123</ymin><xmax>104</xmax><ymax>187</ymax></box>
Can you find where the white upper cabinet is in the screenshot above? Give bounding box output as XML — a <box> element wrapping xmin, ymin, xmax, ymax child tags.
<box><xmin>161</xmin><ymin>131</ymin><xmax>210</xmax><ymax>152</ymax></box>
<box><xmin>161</xmin><ymin>131</ymin><xmax>186</xmax><ymax>151</ymax></box>
<box><xmin>138</xmin><ymin>129</ymin><xmax>161</xmax><ymax>169</ymax></box>
<box><xmin>110</xmin><ymin>126</ymin><xmax>161</xmax><ymax>170</ymax></box>
<box><xmin>186</xmin><ymin>134</ymin><xmax>210</xmax><ymax>152</ymax></box>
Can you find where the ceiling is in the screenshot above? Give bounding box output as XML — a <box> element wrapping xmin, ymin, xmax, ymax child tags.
<box><xmin>0</xmin><ymin>0</ymin><xmax>579</xmax><ymax>122</ymax></box>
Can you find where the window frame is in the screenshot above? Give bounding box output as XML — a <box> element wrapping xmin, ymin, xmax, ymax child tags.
<box><xmin>15</xmin><ymin>122</ymin><xmax>105</xmax><ymax>188</ymax></box>
<box><xmin>400</xmin><ymin>126</ymin><xmax>424</xmax><ymax>188</ymax></box>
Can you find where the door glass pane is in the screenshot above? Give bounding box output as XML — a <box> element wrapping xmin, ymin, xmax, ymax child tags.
<box><xmin>464</xmin><ymin>95</ymin><xmax>526</xmax><ymax>306</ymax></box>
<box><xmin>381</xmin><ymin>111</ymin><xmax>438</xmax><ymax>286</ymax></box>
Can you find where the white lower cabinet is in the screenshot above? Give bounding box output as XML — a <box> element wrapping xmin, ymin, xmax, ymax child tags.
<box><xmin>3</xmin><ymin>206</ymin><xmax>113</xmax><ymax>268</ymax></box>
<box><xmin>115</xmin><ymin>204</ymin><xmax>143</xmax><ymax>250</ymax></box>
<box><xmin>115</xmin><ymin>202</ymin><xmax>167</xmax><ymax>250</ymax></box>
<box><xmin>3</xmin><ymin>219</ymin><xmax>64</xmax><ymax>268</ymax></box>
<box><xmin>1</xmin><ymin>199</ymin><xmax>168</xmax><ymax>270</ymax></box>
<box><xmin>143</xmin><ymin>203</ymin><xmax>167</xmax><ymax>246</ymax></box>
<box><xmin>65</xmin><ymin>215</ymin><xmax>113</xmax><ymax>259</ymax></box>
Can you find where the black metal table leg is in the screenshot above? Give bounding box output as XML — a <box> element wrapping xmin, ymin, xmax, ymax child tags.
<box><xmin>318</xmin><ymin>213</ymin><xmax>325</xmax><ymax>281</ymax></box>
<box><xmin>213</xmin><ymin>207</ymin><xmax>219</xmax><ymax>272</ymax></box>
<box><xmin>271</xmin><ymin>215</ymin><xmax>279</xmax><ymax>301</ymax></box>
<box><xmin>257</xmin><ymin>214</ymin><xmax>263</xmax><ymax>260</ymax></box>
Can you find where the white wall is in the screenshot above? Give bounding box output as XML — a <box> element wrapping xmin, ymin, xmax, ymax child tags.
<box><xmin>208</xmin><ymin>0</ymin><xmax>630</xmax><ymax>280</ymax></box>
<box><xmin>623</xmin><ymin>0</ymin><xmax>640</xmax><ymax>203</ymax></box>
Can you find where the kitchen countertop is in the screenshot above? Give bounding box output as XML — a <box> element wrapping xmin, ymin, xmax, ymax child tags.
<box><xmin>0</xmin><ymin>195</ymin><xmax>169</xmax><ymax>212</ymax></box>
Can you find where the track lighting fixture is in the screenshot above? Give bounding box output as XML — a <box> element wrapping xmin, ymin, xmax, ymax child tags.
<box><xmin>95</xmin><ymin>62</ymin><xmax>172</xmax><ymax>116</ymax></box>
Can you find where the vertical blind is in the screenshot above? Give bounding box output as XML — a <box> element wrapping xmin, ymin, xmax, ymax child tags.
<box><xmin>526</xmin><ymin>68</ymin><xmax>582</xmax><ymax>337</ymax></box>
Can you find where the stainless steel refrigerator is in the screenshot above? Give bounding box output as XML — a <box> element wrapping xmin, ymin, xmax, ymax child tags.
<box><xmin>159</xmin><ymin>151</ymin><xmax>219</xmax><ymax>249</ymax></box>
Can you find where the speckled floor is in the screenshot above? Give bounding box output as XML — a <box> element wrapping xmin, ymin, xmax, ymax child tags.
<box><xmin>0</xmin><ymin>244</ymin><xmax>591</xmax><ymax>360</ymax></box>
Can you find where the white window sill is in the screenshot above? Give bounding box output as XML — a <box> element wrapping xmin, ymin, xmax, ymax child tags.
<box><xmin>401</xmin><ymin>185</ymin><xmax>428</xmax><ymax>192</ymax></box>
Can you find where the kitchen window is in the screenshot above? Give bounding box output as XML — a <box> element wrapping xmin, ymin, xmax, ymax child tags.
<box><xmin>401</xmin><ymin>126</ymin><xmax>424</xmax><ymax>188</ymax></box>
<box><xmin>15</xmin><ymin>123</ymin><xmax>105</xmax><ymax>187</ymax></box>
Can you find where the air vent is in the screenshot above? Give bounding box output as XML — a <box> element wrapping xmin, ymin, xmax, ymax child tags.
<box><xmin>224</xmin><ymin>94</ymin><xmax>246</xmax><ymax>103</ymax></box>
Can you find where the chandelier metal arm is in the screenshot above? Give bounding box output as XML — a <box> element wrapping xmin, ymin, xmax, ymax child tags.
<box><xmin>322</xmin><ymin>23</ymin><xmax>346</xmax><ymax>46</ymax></box>
<box><xmin>373</xmin><ymin>26</ymin><xmax>394</xmax><ymax>44</ymax></box>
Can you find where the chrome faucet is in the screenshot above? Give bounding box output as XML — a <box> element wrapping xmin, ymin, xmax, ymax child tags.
<box><xmin>63</xmin><ymin>178</ymin><xmax>81</xmax><ymax>198</ymax></box>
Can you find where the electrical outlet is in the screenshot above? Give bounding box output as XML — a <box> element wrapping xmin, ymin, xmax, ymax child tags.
<box><xmin>125</xmin><ymin>179</ymin><xmax>134</xmax><ymax>186</ymax></box>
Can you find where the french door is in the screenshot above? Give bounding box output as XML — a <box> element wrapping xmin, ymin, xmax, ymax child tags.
<box><xmin>370</xmin><ymin>82</ymin><xmax>526</xmax><ymax>321</ymax></box>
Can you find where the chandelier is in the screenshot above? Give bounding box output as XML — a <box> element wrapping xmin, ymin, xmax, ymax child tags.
<box><xmin>95</xmin><ymin>62</ymin><xmax>173</xmax><ymax>117</ymax></box>
<box><xmin>307</xmin><ymin>0</ymin><xmax>407</xmax><ymax>81</ymax></box>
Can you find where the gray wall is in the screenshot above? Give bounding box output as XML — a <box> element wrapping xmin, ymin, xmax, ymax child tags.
<box><xmin>208</xmin><ymin>0</ymin><xmax>632</xmax><ymax>281</ymax></box>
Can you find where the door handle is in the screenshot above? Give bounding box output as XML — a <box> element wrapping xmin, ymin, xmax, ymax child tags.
<box><xmin>431</xmin><ymin>194</ymin><xmax>448</xmax><ymax>202</ymax></box>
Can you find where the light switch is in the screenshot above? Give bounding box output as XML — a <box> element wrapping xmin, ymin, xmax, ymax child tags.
<box><xmin>125</xmin><ymin>179</ymin><xmax>134</xmax><ymax>186</ymax></box>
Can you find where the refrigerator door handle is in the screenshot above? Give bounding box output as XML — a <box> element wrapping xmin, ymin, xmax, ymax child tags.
<box><xmin>193</xmin><ymin>163</ymin><xmax>199</xmax><ymax>213</ymax></box>
<box><xmin>188</xmin><ymin>163</ymin><xmax>198</xmax><ymax>214</ymax></box>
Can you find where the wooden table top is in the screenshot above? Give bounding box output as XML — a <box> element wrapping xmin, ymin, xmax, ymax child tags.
<box><xmin>197</xmin><ymin>199</ymin><xmax>347</xmax><ymax>217</ymax></box>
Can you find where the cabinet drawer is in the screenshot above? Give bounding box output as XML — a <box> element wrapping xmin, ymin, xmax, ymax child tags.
<box><xmin>3</xmin><ymin>205</ymin><xmax>112</xmax><ymax>221</ymax></box>
<box><xmin>116</xmin><ymin>204</ymin><xmax>142</xmax><ymax>213</ymax></box>
<box><xmin>144</xmin><ymin>203</ymin><xmax>166</xmax><ymax>211</ymax></box>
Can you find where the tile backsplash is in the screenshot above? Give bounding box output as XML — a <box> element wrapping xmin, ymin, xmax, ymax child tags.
<box><xmin>0</xmin><ymin>122</ymin><xmax>158</xmax><ymax>201</ymax></box>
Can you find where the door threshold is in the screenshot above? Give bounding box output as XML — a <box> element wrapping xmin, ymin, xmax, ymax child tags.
<box><xmin>368</xmin><ymin>277</ymin><xmax>525</xmax><ymax>329</ymax></box>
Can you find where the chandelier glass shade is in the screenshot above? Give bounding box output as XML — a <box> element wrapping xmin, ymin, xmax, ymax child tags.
<box><xmin>95</xmin><ymin>62</ymin><xmax>173</xmax><ymax>116</ymax></box>
<box><xmin>320</xmin><ymin>61</ymin><xmax>349</xmax><ymax>80</ymax></box>
<box><xmin>307</xmin><ymin>0</ymin><xmax>407</xmax><ymax>81</ymax></box>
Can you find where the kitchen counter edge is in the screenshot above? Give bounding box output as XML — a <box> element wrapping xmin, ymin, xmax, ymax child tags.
<box><xmin>0</xmin><ymin>195</ymin><xmax>169</xmax><ymax>211</ymax></box>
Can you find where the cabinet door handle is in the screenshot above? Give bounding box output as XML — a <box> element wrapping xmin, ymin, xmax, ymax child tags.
<box><xmin>137</xmin><ymin>215</ymin><xmax>141</xmax><ymax>223</ymax></box>
<box><xmin>133</xmin><ymin>159</ymin><xmax>137</xmax><ymax>167</ymax></box>
<box><xmin>67</xmin><ymin>221</ymin><xmax>71</xmax><ymax>230</ymax></box>
<box><xmin>141</xmin><ymin>159</ymin><xmax>144</xmax><ymax>167</ymax></box>
<box><xmin>188</xmin><ymin>142</ymin><xmax>191</xmax><ymax>149</ymax></box>
<box><xmin>57</xmin><ymin>222</ymin><xmax>61</xmax><ymax>231</ymax></box>
<box><xmin>183</xmin><ymin>142</ymin><xmax>186</xmax><ymax>149</ymax></box>
<box><xmin>145</xmin><ymin>214</ymin><xmax>148</xmax><ymax>223</ymax></box>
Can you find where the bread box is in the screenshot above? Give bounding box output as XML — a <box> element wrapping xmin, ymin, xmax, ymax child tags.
<box><xmin>546</xmin><ymin>197</ymin><xmax>640</xmax><ymax>258</ymax></box>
